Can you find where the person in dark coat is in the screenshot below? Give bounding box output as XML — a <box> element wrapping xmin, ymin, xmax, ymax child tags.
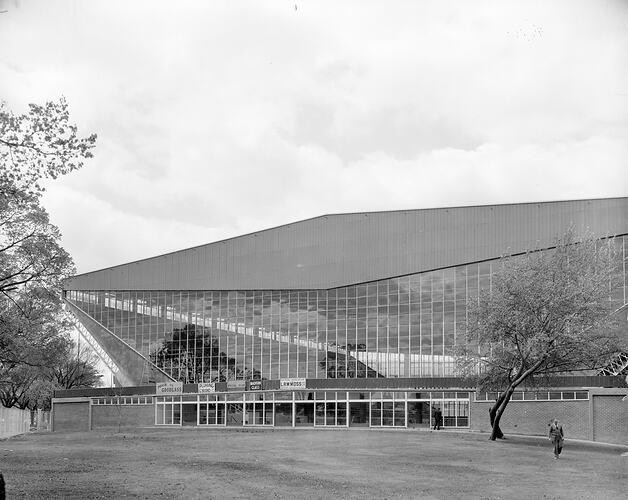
<box><xmin>433</xmin><ymin>407</ymin><xmax>442</xmax><ymax>430</ymax></box>
<box><xmin>548</xmin><ymin>418</ymin><xmax>564</xmax><ymax>459</ymax></box>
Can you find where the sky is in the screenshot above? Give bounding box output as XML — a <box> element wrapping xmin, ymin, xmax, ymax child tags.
<box><xmin>1</xmin><ymin>0</ymin><xmax>627</xmax><ymax>275</ymax></box>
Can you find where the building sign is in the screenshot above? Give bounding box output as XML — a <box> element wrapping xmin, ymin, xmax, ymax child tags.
<box><xmin>227</xmin><ymin>380</ymin><xmax>246</xmax><ymax>390</ymax></box>
<box><xmin>197</xmin><ymin>382</ymin><xmax>216</xmax><ymax>394</ymax></box>
<box><xmin>155</xmin><ymin>382</ymin><xmax>183</xmax><ymax>395</ymax></box>
<box><xmin>248</xmin><ymin>381</ymin><xmax>262</xmax><ymax>391</ymax></box>
<box><xmin>280</xmin><ymin>378</ymin><xmax>306</xmax><ymax>389</ymax></box>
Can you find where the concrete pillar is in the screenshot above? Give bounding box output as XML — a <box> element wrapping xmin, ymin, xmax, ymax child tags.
<box><xmin>588</xmin><ymin>391</ymin><xmax>595</xmax><ymax>441</ymax></box>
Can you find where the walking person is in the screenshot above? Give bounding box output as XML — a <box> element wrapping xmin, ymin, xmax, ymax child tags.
<box><xmin>548</xmin><ymin>418</ymin><xmax>564</xmax><ymax>459</ymax></box>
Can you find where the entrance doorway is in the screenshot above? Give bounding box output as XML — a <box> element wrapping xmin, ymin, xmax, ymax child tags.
<box><xmin>295</xmin><ymin>402</ymin><xmax>314</xmax><ymax>426</ymax></box>
<box><xmin>407</xmin><ymin>402</ymin><xmax>430</xmax><ymax>428</ymax></box>
<box><xmin>370</xmin><ymin>401</ymin><xmax>405</xmax><ymax>427</ymax></box>
<box><xmin>274</xmin><ymin>403</ymin><xmax>292</xmax><ymax>426</ymax></box>
<box><xmin>349</xmin><ymin>402</ymin><xmax>369</xmax><ymax>427</ymax></box>
<box><xmin>315</xmin><ymin>402</ymin><xmax>346</xmax><ymax>426</ymax></box>
<box><xmin>181</xmin><ymin>404</ymin><xmax>197</xmax><ymax>426</ymax></box>
<box><xmin>199</xmin><ymin>403</ymin><xmax>226</xmax><ymax>425</ymax></box>
<box><xmin>227</xmin><ymin>403</ymin><xmax>243</xmax><ymax>426</ymax></box>
<box><xmin>244</xmin><ymin>402</ymin><xmax>273</xmax><ymax>426</ymax></box>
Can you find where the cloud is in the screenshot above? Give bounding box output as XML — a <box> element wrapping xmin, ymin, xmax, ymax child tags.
<box><xmin>2</xmin><ymin>0</ymin><xmax>627</xmax><ymax>272</ymax></box>
<box><xmin>41</xmin><ymin>132</ymin><xmax>626</xmax><ymax>273</ymax></box>
<box><xmin>42</xmin><ymin>184</ymin><xmax>222</xmax><ymax>272</ymax></box>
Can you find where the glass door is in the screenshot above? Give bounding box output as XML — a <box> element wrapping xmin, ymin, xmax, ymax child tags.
<box><xmin>274</xmin><ymin>403</ymin><xmax>293</xmax><ymax>426</ymax></box>
<box><xmin>244</xmin><ymin>402</ymin><xmax>273</xmax><ymax>426</ymax></box>
<box><xmin>407</xmin><ymin>401</ymin><xmax>430</xmax><ymax>428</ymax></box>
<box><xmin>371</xmin><ymin>400</ymin><xmax>406</xmax><ymax>427</ymax></box>
<box><xmin>181</xmin><ymin>404</ymin><xmax>197</xmax><ymax>426</ymax></box>
<box><xmin>295</xmin><ymin>403</ymin><xmax>314</xmax><ymax>426</ymax></box>
<box><xmin>349</xmin><ymin>401</ymin><xmax>369</xmax><ymax>427</ymax></box>
<box><xmin>199</xmin><ymin>403</ymin><xmax>226</xmax><ymax>425</ymax></box>
<box><xmin>227</xmin><ymin>403</ymin><xmax>244</xmax><ymax>426</ymax></box>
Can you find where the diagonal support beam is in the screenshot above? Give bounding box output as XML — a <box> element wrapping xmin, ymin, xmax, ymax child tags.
<box><xmin>597</xmin><ymin>352</ymin><xmax>628</xmax><ymax>376</ymax></box>
<box><xmin>65</xmin><ymin>308</ymin><xmax>120</xmax><ymax>378</ymax></box>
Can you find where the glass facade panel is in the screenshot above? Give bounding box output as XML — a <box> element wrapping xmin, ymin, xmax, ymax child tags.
<box><xmin>315</xmin><ymin>402</ymin><xmax>325</xmax><ymax>425</ymax></box>
<box><xmin>226</xmin><ymin>403</ymin><xmax>243</xmax><ymax>426</ymax></box>
<box><xmin>349</xmin><ymin>402</ymin><xmax>369</xmax><ymax>426</ymax></box>
<box><xmin>337</xmin><ymin>402</ymin><xmax>347</xmax><ymax>426</ymax></box>
<box><xmin>66</xmin><ymin>236</ymin><xmax>627</xmax><ymax>385</ymax></box>
<box><xmin>274</xmin><ymin>403</ymin><xmax>292</xmax><ymax>426</ymax></box>
<box><xmin>407</xmin><ymin>401</ymin><xmax>430</xmax><ymax>428</ymax></box>
<box><xmin>295</xmin><ymin>402</ymin><xmax>314</xmax><ymax>426</ymax></box>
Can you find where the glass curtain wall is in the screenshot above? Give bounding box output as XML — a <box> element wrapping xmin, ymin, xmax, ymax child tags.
<box><xmin>154</xmin><ymin>390</ymin><xmax>470</xmax><ymax>428</ymax></box>
<box><xmin>67</xmin><ymin>236</ymin><xmax>628</xmax><ymax>383</ymax></box>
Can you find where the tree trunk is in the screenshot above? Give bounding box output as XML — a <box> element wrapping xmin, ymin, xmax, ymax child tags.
<box><xmin>488</xmin><ymin>404</ymin><xmax>504</xmax><ymax>440</ymax></box>
<box><xmin>489</xmin><ymin>387</ymin><xmax>515</xmax><ymax>440</ymax></box>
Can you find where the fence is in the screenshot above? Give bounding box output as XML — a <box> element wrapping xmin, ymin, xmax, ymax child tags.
<box><xmin>30</xmin><ymin>409</ymin><xmax>51</xmax><ymax>432</ymax></box>
<box><xmin>0</xmin><ymin>406</ymin><xmax>30</xmax><ymax>439</ymax></box>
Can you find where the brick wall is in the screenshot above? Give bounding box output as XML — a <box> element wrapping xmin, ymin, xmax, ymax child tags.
<box><xmin>50</xmin><ymin>389</ymin><xmax>627</xmax><ymax>444</ymax></box>
<box><xmin>92</xmin><ymin>405</ymin><xmax>155</xmax><ymax>429</ymax></box>
<box><xmin>470</xmin><ymin>398</ymin><xmax>590</xmax><ymax>439</ymax></box>
<box><xmin>593</xmin><ymin>395</ymin><xmax>628</xmax><ymax>445</ymax></box>
<box><xmin>53</xmin><ymin>401</ymin><xmax>90</xmax><ymax>432</ymax></box>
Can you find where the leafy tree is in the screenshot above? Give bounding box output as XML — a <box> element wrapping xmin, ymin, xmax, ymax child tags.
<box><xmin>456</xmin><ymin>231</ymin><xmax>626</xmax><ymax>440</ymax></box>
<box><xmin>0</xmin><ymin>97</ymin><xmax>95</xmax><ymax>298</ymax></box>
<box><xmin>0</xmin><ymin>97</ymin><xmax>96</xmax><ymax>196</ymax></box>
<box><xmin>0</xmin><ymin>332</ymin><xmax>67</xmax><ymax>409</ymax></box>
<box><xmin>0</xmin><ymin>97</ymin><xmax>95</xmax><ymax>370</ymax></box>
<box><xmin>0</xmin><ymin>188</ymin><xmax>73</xmax><ymax>295</ymax></box>
<box><xmin>0</xmin><ymin>364</ymin><xmax>42</xmax><ymax>409</ymax></box>
<box><xmin>0</xmin><ymin>339</ymin><xmax>101</xmax><ymax>410</ymax></box>
<box><xmin>0</xmin><ymin>287</ymin><xmax>71</xmax><ymax>367</ymax></box>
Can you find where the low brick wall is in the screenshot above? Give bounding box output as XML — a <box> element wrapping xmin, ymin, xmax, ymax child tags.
<box><xmin>50</xmin><ymin>387</ymin><xmax>628</xmax><ymax>445</ymax></box>
<box><xmin>52</xmin><ymin>400</ymin><xmax>90</xmax><ymax>432</ymax></box>
<box><xmin>92</xmin><ymin>405</ymin><xmax>154</xmax><ymax>429</ymax></box>
<box><xmin>470</xmin><ymin>397</ymin><xmax>589</xmax><ymax>439</ymax></box>
<box><xmin>470</xmin><ymin>388</ymin><xmax>628</xmax><ymax>444</ymax></box>
<box><xmin>593</xmin><ymin>394</ymin><xmax>628</xmax><ymax>445</ymax></box>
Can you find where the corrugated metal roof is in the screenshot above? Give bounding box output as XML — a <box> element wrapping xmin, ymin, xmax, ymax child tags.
<box><xmin>64</xmin><ymin>197</ymin><xmax>628</xmax><ymax>291</ymax></box>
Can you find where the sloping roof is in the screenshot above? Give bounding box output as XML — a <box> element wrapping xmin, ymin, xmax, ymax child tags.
<box><xmin>64</xmin><ymin>197</ymin><xmax>628</xmax><ymax>291</ymax></box>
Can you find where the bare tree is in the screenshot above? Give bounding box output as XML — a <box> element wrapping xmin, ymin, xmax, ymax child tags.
<box><xmin>48</xmin><ymin>342</ymin><xmax>103</xmax><ymax>390</ymax></box>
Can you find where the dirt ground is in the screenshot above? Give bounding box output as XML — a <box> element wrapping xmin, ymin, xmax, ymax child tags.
<box><xmin>1</xmin><ymin>427</ymin><xmax>626</xmax><ymax>499</ymax></box>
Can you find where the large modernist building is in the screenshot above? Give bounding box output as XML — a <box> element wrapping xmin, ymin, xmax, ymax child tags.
<box><xmin>53</xmin><ymin>198</ymin><xmax>628</xmax><ymax>443</ymax></box>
